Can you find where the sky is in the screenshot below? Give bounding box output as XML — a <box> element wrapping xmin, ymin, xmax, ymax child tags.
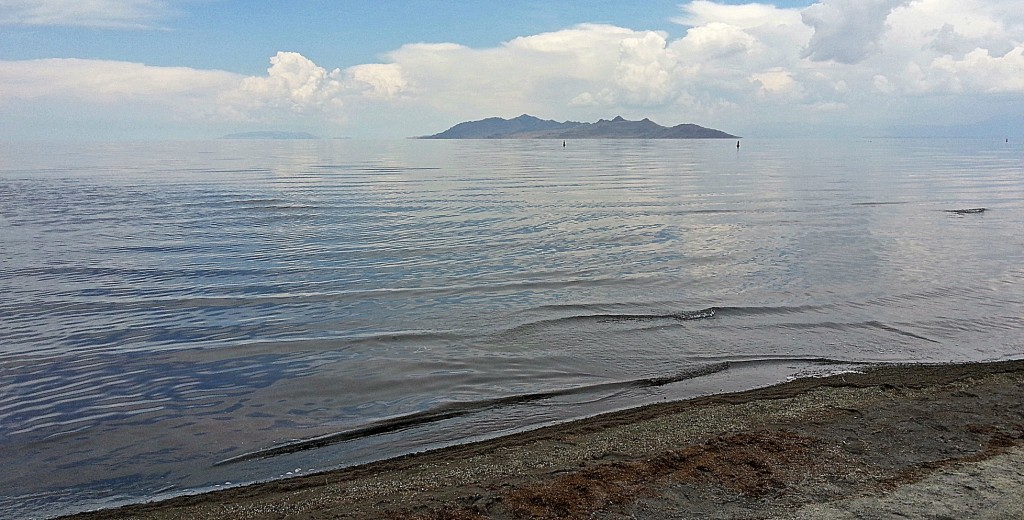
<box><xmin>1</xmin><ymin>0</ymin><xmax>1021</xmax><ymax>140</ymax></box>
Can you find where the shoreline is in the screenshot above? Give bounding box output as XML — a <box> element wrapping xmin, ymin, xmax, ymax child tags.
<box><xmin>64</xmin><ymin>359</ymin><xmax>1024</xmax><ymax>519</ymax></box>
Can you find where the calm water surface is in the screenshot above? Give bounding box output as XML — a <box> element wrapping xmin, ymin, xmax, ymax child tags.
<box><xmin>1</xmin><ymin>139</ymin><xmax>1022</xmax><ymax>518</ymax></box>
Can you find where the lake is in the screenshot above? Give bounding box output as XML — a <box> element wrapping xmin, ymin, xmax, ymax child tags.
<box><xmin>1</xmin><ymin>138</ymin><xmax>1021</xmax><ymax>518</ymax></box>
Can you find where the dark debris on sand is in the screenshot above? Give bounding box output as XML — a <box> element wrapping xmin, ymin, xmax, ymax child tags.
<box><xmin>66</xmin><ymin>361</ymin><xmax>1024</xmax><ymax>520</ymax></box>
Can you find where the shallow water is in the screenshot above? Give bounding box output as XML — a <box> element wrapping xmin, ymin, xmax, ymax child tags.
<box><xmin>1</xmin><ymin>138</ymin><xmax>1022</xmax><ymax>518</ymax></box>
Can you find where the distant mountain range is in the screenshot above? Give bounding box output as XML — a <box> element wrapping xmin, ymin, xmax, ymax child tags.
<box><xmin>418</xmin><ymin>115</ymin><xmax>738</xmax><ymax>139</ymax></box>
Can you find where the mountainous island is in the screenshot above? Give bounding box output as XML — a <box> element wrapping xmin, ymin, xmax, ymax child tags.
<box><xmin>418</xmin><ymin>115</ymin><xmax>738</xmax><ymax>139</ymax></box>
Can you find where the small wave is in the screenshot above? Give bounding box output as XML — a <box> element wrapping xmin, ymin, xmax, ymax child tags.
<box><xmin>711</xmin><ymin>305</ymin><xmax>830</xmax><ymax>317</ymax></box>
<box><xmin>184</xmin><ymin>168</ymin><xmax>274</xmax><ymax>174</ymax></box>
<box><xmin>595</xmin><ymin>307</ymin><xmax>717</xmax><ymax>323</ymax></box>
<box><xmin>851</xmin><ymin>201</ymin><xmax>908</xmax><ymax>206</ymax></box>
<box><xmin>504</xmin><ymin>307</ymin><xmax>717</xmax><ymax>334</ymax></box>
<box><xmin>945</xmin><ymin>208</ymin><xmax>986</xmax><ymax>215</ymax></box>
<box><xmin>308</xmin><ymin>165</ymin><xmax>441</xmax><ymax>172</ymax></box>
<box><xmin>213</xmin><ymin>362</ymin><xmax>731</xmax><ymax>466</ymax></box>
<box><xmin>864</xmin><ymin>321</ymin><xmax>940</xmax><ymax>344</ymax></box>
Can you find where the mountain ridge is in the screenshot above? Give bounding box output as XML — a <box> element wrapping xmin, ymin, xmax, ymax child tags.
<box><xmin>418</xmin><ymin>115</ymin><xmax>737</xmax><ymax>139</ymax></box>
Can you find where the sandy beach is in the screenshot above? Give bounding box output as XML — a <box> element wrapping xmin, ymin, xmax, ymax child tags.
<box><xmin>64</xmin><ymin>359</ymin><xmax>1024</xmax><ymax>519</ymax></box>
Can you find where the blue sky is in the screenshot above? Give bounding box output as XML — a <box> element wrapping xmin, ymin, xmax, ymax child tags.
<box><xmin>2</xmin><ymin>1</ymin><xmax>817</xmax><ymax>72</ymax></box>
<box><xmin>1</xmin><ymin>1</ymin><xmax>1021</xmax><ymax>139</ymax></box>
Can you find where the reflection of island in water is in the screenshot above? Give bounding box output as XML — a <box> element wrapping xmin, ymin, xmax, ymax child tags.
<box><xmin>418</xmin><ymin>114</ymin><xmax>738</xmax><ymax>139</ymax></box>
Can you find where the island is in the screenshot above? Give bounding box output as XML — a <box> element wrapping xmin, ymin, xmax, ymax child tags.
<box><xmin>417</xmin><ymin>114</ymin><xmax>738</xmax><ymax>139</ymax></box>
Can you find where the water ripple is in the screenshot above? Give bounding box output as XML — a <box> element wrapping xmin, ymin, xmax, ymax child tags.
<box><xmin>1</xmin><ymin>138</ymin><xmax>1021</xmax><ymax>518</ymax></box>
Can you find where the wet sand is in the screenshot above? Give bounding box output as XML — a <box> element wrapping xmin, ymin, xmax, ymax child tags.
<box><xmin>65</xmin><ymin>359</ymin><xmax>1024</xmax><ymax>519</ymax></box>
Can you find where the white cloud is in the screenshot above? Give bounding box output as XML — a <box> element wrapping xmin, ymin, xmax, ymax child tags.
<box><xmin>885</xmin><ymin>0</ymin><xmax>1022</xmax><ymax>59</ymax></box>
<box><xmin>676</xmin><ymin>23</ymin><xmax>758</xmax><ymax>59</ymax></box>
<box><xmin>507</xmin><ymin>23</ymin><xmax>636</xmax><ymax>55</ymax></box>
<box><xmin>0</xmin><ymin>58</ymin><xmax>240</xmax><ymax>104</ymax></box>
<box><xmin>2</xmin><ymin>0</ymin><xmax>1023</xmax><ymax>138</ymax></box>
<box><xmin>929</xmin><ymin>47</ymin><xmax>1024</xmax><ymax>93</ymax></box>
<box><xmin>382</xmin><ymin>24</ymin><xmax>666</xmax><ymax>116</ymax></box>
<box><xmin>0</xmin><ymin>0</ymin><xmax>172</xmax><ymax>28</ymax></box>
<box><xmin>346</xmin><ymin>63</ymin><xmax>409</xmax><ymax>99</ymax></box>
<box><xmin>861</xmin><ymin>0</ymin><xmax>1024</xmax><ymax>98</ymax></box>
<box><xmin>873</xmin><ymin>74</ymin><xmax>895</xmax><ymax>93</ymax></box>
<box><xmin>549</xmin><ymin>27</ymin><xmax>679</xmax><ymax>108</ymax></box>
<box><xmin>888</xmin><ymin>0</ymin><xmax>1021</xmax><ymax>54</ymax></box>
<box><xmin>801</xmin><ymin>0</ymin><xmax>909</xmax><ymax>64</ymax></box>
<box><xmin>673</xmin><ymin>1</ymin><xmax>802</xmax><ymax>29</ymax></box>
<box><xmin>750</xmin><ymin>68</ymin><xmax>804</xmax><ymax>100</ymax></box>
<box><xmin>667</xmin><ymin>2</ymin><xmax>811</xmax><ymax>104</ymax></box>
<box><xmin>0</xmin><ymin>57</ymin><xmax>242</xmax><ymax>138</ymax></box>
<box><xmin>610</xmin><ymin>31</ymin><xmax>676</xmax><ymax>106</ymax></box>
<box><xmin>224</xmin><ymin>52</ymin><xmax>346</xmax><ymax>120</ymax></box>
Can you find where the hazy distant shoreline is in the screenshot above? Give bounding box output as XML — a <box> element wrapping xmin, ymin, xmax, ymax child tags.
<box><xmin>220</xmin><ymin>131</ymin><xmax>320</xmax><ymax>140</ymax></box>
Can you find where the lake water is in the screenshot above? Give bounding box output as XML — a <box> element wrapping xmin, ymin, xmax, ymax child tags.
<box><xmin>1</xmin><ymin>138</ymin><xmax>1022</xmax><ymax>518</ymax></box>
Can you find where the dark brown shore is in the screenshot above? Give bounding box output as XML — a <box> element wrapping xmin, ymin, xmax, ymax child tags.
<box><xmin>65</xmin><ymin>360</ymin><xmax>1024</xmax><ymax>519</ymax></box>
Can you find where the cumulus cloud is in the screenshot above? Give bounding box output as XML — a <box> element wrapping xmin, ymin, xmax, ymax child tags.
<box><xmin>0</xmin><ymin>0</ymin><xmax>172</xmax><ymax>28</ymax></box>
<box><xmin>750</xmin><ymin>69</ymin><xmax>803</xmax><ymax>100</ymax></box>
<box><xmin>2</xmin><ymin>0</ymin><xmax>1023</xmax><ymax>138</ymax></box>
<box><xmin>929</xmin><ymin>47</ymin><xmax>1024</xmax><ymax>93</ymax></box>
<box><xmin>0</xmin><ymin>52</ymin><xmax>396</xmax><ymax>129</ymax></box>
<box><xmin>548</xmin><ymin>27</ymin><xmax>679</xmax><ymax>107</ymax></box>
<box><xmin>801</xmin><ymin>0</ymin><xmax>909</xmax><ymax>64</ymax></box>
<box><xmin>0</xmin><ymin>58</ymin><xmax>240</xmax><ymax>104</ymax></box>
<box><xmin>346</xmin><ymin>63</ymin><xmax>409</xmax><ymax>99</ymax></box>
<box><xmin>223</xmin><ymin>52</ymin><xmax>346</xmax><ymax>120</ymax></box>
<box><xmin>0</xmin><ymin>57</ymin><xmax>242</xmax><ymax>138</ymax></box>
<box><xmin>609</xmin><ymin>31</ymin><xmax>677</xmax><ymax>105</ymax></box>
<box><xmin>886</xmin><ymin>0</ymin><xmax>1022</xmax><ymax>58</ymax></box>
<box><xmin>673</xmin><ymin>0</ymin><xmax>801</xmax><ymax>29</ymax></box>
<box><xmin>864</xmin><ymin>0</ymin><xmax>1024</xmax><ymax>97</ymax></box>
<box><xmin>382</xmin><ymin>25</ymin><xmax>665</xmax><ymax>115</ymax></box>
<box><xmin>676</xmin><ymin>23</ymin><xmax>758</xmax><ymax>59</ymax></box>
